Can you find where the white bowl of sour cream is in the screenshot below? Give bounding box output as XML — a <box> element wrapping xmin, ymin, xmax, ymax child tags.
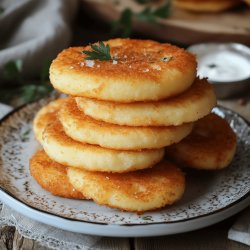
<box><xmin>188</xmin><ymin>43</ymin><xmax>250</xmax><ymax>99</ymax></box>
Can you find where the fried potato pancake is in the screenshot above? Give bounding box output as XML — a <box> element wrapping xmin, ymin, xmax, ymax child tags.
<box><xmin>173</xmin><ymin>0</ymin><xmax>240</xmax><ymax>12</ymax></box>
<box><xmin>30</xmin><ymin>150</ymin><xmax>84</xmax><ymax>199</ymax></box>
<box><xmin>33</xmin><ymin>99</ymin><xmax>65</xmax><ymax>143</ymax></box>
<box><xmin>165</xmin><ymin>113</ymin><xmax>237</xmax><ymax>170</ymax></box>
<box><xmin>50</xmin><ymin>38</ymin><xmax>197</xmax><ymax>102</ymax></box>
<box><xmin>41</xmin><ymin>118</ymin><xmax>164</xmax><ymax>173</ymax></box>
<box><xmin>67</xmin><ymin>161</ymin><xmax>185</xmax><ymax>212</ymax></box>
<box><xmin>58</xmin><ymin>98</ymin><xmax>193</xmax><ymax>150</ymax></box>
<box><xmin>76</xmin><ymin>78</ymin><xmax>216</xmax><ymax>127</ymax></box>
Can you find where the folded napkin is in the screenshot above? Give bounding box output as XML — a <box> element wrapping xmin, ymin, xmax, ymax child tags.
<box><xmin>0</xmin><ymin>204</ymin><xmax>102</xmax><ymax>250</ymax></box>
<box><xmin>228</xmin><ymin>207</ymin><xmax>250</xmax><ymax>246</ymax></box>
<box><xmin>0</xmin><ymin>0</ymin><xmax>77</xmax><ymax>79</ymax></box>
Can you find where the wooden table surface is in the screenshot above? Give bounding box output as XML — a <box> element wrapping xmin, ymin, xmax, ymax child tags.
<box><xmin>0</xmin><ymin>5</ymin><xmax>249</xmax><ymax>249</ymax></box>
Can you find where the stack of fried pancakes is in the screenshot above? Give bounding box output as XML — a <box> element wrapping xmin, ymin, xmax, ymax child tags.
<box><xmin>30</xmin><ymin>39</ymin><xmax>236</xmax><ymax>213</ymax></box>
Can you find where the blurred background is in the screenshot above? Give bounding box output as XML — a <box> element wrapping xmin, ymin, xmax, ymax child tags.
<box><xmin>0</xmin><ymin>0</ymin><xmax>250</xmax><ymax>106</ymax></box>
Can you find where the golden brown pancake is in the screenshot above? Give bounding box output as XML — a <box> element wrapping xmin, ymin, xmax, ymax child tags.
<box><xmin>58</xmin><ymin>98</ymin><xmax>193</xmax><ymax>150</ymax></box>
<box><xmin>33</xmin><ymin>99</ymin><xmax>65</xmax><ymax>143</ymax></box>
<box><xmin>30</xmin><ymin>150</ymin><xmax>84</xmax><ymax>199</ymax></box>
<box><xmin>173</xmin><ymin>0</ymin><xmax>240</xmax><ymax>12</ymax></box>
<box><xmin>41</xmin><ymin>118</ymin><xmax>164</xmax><ymax>173</ymax></box>
<box><xmin>50</xmin><ymin>38</ymin><xmax>197</xmax><ymax>102</ymax></box>
<box><xmin>67</xmin><ymin>161</ymin><xmax>185</xmax><ymax>213</ymax></box>
<box><xmin>76</xmin><ymin>78</ymin><xmax>216</xmax><ymax>127</ymax></box>
<box><xmin>165</xmin><ymin>113</ymin><xmax>237</xmax><ymax>170</ymax></box>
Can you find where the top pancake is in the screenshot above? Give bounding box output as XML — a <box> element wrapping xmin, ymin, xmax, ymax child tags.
<box><xmin>50</xmin><ymin>38</ymin><xmax>197</xmax><ymax>102</ymax></box>
<box><xmin>173</xmin><ymin>0</ymin><xmax>240</xmax><ymax>12</ymax></box>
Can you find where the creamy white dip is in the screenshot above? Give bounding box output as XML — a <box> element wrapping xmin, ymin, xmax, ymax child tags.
<box><xmin>197</xmin><ymin>50</ymin><xmax>250</xmax><ymax>82</ymax></box>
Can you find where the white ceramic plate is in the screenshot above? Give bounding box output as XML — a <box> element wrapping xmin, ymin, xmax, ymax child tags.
<box><xmin>0</xmin><ymin>97</ymin><xmax>249</xmax><ymax>237</ymax></box>
<box><xmin>0</xmin><ymin>103</ymin><xmax>13</xmax><ymax>119</ymax></box>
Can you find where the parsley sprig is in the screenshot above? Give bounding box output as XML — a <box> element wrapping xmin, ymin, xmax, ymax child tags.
<box><xmin>112</xmin><ymin>1</ymin><xmax>171</xmax><ymax>37</ymax></box>
<box><xmin>82</xmin><ymin>41</ymin><xmax>112</xmax><ymax>61</ymax></box>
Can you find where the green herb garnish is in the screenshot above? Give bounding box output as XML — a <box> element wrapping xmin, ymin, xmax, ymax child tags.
<box><xmin>111</xmin><ymin>1</ymin><xmax>171</xmax><ymax>37</ymax></box>
<box><xmin>21</xmin><ymin>129</ymin><xmax>31</xmax><ymax>142</ymax></box>
<box><xmin>112</xmin><ymin>8</ymin><xmax>133</xmax><ymax>38</ymax></box>
<box><xmin>136</xmin><ymin>1</ymin><xmax>171</xmax><ymax>24</ymax></box>
<box><xmin>153</xmin><ymin>1</ymin><xmax>171</xmax><ymax>18</ymax></box>
<box><xmin>142</xmin><ymin>216</ymin><xmax>152</xmax><ymax>220</ymax></box>
<box><xmin>244</xmin><ymin>27</ymin><xmax>250</xmax><ymax>33</ymax></box>
<box><xmin>134</xmin><ymin>0</ymin><xmax>151</xmax><ymax>4</ymax></box>
<box><xmin>82</xmin><ymin>41</ymin><xmax>112</xmax><ymax>61</ymax></box>
<box><xmin>136</xmin><ymin>7</ymin><xmax>157</xmax><ymax>24</ymax></box>
<box><xmin>161</xmin><ymin>56</ymin><xmax>172</xmax><ymax>62</ymax></box>
<box><xmin>0</xmin><ymin>59</ymin><xmax>53</xmax><ymax>104</ymax></box>
<box><xmin>2</xmin><ymin>60</ymin><xmax>23</xmax><ymax>81</ymax></box>
<box><xmin>207</xmin><ymin>64</ymin><xmax>217</xmax><ymax>69</ymax></box>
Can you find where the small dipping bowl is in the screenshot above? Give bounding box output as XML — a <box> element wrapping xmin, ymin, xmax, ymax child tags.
<box><xmin>188</xmin><ymin>43</ymin><xmax>250</xmax><ymax>99</ymax></box>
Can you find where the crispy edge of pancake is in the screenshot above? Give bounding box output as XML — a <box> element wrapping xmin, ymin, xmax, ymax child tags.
<box><xmin>41</xmin><ymin>118</ymin><xmax>165</xmax><ymax>173</ymax></box>
<box><xmin>33</xmin><ymin>99</ymin><xmax>65</xmax><ymax>143</ymax></box>
<box><xmin>67</xmin><ymin>161</ymin><xmax>185</xmax><ymax>213</ymax></box>
<box><xmin>58</xmin><ymin>97</ymin><xmax>193</xmax><ymax>150</ymax></box>
<box><xmin>30</xmin><ymin>150</ymin><xmax>84</xmax><ymax>199</ymax></box>
<box><xmin>75</xmin><ymin>78</ymin><xmax>217</xmax><ymax>127</ymax></box>
<box><xmin>165</xmin><ymin>113</ymin><xmax>237</xmax><ymax>170</ymax></box>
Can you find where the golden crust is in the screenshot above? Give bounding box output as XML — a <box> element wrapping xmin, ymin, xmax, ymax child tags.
<box><xmin>76</xmin><ymin>78</ymin><xmax>216</xmax><ymax>126</ymax></box>
<box><xmin>33</xmin><ymin>99</ymin><xmax>65</xmax><ymax>143</ymax></box>
<box><xmin>50</xmin><ymin>38</ymin><xmax>197</xmax><ymax>102</ymax></box>
<box><xmin>58</xmin><ymin>97</ymin><xmax>193</xmax><ymax>150</ymax></box>
<box><xmin>30</xmin><ymin>150</ymin><xmax>84</xmax><ymax>199</ymax></box>
<box><xmin>41</xmin><ymin>117</ymin><xmax>164</xmax><ymax>173</ymax></box>
<box><xmin>67</xmin><ymin>161</ymin><xmax>185</xmax><ymax>213</ymax></box>
<box><xmin>173</xmin><ymin>0</ymin><xmax>240</xmax><ymax>12</ymax></box>
<box><xmin>166</xmin><ymin>113</ymin><xmax>237</xmax><ymax>170</ymax></box>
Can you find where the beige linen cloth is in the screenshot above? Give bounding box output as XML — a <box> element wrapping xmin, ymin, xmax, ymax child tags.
<box><xmin>0</xmin><ymin>0</ymin><xmax>77</xmax><ymax>78</ymax></box>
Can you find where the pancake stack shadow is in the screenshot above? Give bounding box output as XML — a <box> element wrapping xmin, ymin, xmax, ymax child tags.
<box><xmin>30</xmin><ymin>38</ymin><xmax>236</xmax><ymax>213</ymax></box>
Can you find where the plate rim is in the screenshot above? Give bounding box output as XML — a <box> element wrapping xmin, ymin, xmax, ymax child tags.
<box><xmin>0</xmin><ymin>99</ymin><xmax>249</xmax><ymax>233</ymax></box>
<box><xmin>0</xmin><ymin>183</ymin><xmax>249</xmax><ymax>227</ymax></box>
<box><xmin>0</xmin><ymin>188</ymin><xmax>249</xmax><ymax>237</ymax></box>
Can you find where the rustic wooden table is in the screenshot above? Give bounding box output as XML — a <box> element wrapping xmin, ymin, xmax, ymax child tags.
<box><xmin>0</xmin><ymin>6</ymin><xmax>249</xmax><ymax>249</ymax></box>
